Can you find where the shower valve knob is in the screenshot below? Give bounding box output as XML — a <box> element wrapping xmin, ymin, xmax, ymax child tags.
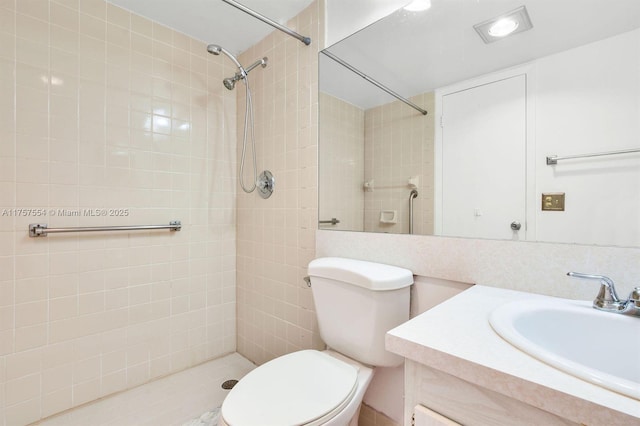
<box><xmin>257</xmin><ymin>170</ymin><xmax>275</xmax><ymax>199</ymax></box>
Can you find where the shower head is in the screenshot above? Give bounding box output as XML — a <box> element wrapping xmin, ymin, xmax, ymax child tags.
<box><xmin>223</xmin><ymin>76</ymin><xmax>237</xmax><ymax>90</ymax></box>
<box><xmin>206</xmin><ymin>44</ymin><xmax>222</xmax><ymax>55</ymax></box>
<box><xmin>206</xmin><ymin>44</ymin><xmax>268</xmax><ymax>91</ymax></box>
<box><xmin>221</xmin><ymin>59</ymin><xmax>265</xmax><ymax>90</ymax></box>
<box><xmin>206</xmin><ymin>44</ymin><xmax>244</xmax><ymax>71</ymax></box>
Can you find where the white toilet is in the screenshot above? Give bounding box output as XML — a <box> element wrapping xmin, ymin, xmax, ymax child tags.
<box><xmin>219</xmin><ymin>257</ymin><xmax>413</xmax><ymax>426</ymax></box>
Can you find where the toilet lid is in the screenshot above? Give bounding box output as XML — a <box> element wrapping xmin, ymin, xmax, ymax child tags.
<box><xmin>221</xmin><ymin>350</ymin><xmax>358</xmax><ymax>426</ymax></box>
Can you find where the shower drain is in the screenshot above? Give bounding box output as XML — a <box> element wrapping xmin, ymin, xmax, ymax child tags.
<box><xmin>221</xmin><ymin>379</ymin><xmax>239</xmax><ymax>390</ymax></box>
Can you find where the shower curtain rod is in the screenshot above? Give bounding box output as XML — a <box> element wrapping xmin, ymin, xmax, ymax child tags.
<box><xmin>222</xmin><ymin>0</ymin><xmax>311</xmax><ymax>46</ymax></box>
<box><xmin>321</xmin><ymin>51</ymin><xmax>428</xmax><ymax>116</ymax></box>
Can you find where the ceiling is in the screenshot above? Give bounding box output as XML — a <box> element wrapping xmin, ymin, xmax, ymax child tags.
<box><xmin>108</xmin><ymin>0</ymin><xmax>314</xmax><ymax>55</ymax></box>
<box><xmin>321</xmin><ymin>0</ymin><xmax>640</xmax><ymax>110</ymax></box>
<box><xmin>107</xmin><ymin>0</ymin><xmax>640</xmax><ymax>111</ymax></box>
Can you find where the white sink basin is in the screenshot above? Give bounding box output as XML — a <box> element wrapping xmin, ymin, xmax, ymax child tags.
<box><xmin>489</xmin><ymin>298</ymin><xmax>640</xmax><ymax>400</ymax></box>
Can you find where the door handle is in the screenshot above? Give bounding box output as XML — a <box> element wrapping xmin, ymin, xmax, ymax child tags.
<box><xmin>510</xmin><ymin>221</ymin><xmax>522</xmax><ymax>231</ymax></box>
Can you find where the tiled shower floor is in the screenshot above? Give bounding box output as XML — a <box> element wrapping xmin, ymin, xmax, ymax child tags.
<box><xmin>35</xmin><ymin>353</ymin><xmax>255</xmax><ymax>426</ymax></box>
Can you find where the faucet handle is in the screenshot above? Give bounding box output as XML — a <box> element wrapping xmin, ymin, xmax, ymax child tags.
<box><xmin>628</xmin><ymin>287</ymin><xmax>640</xmax><ymax>307</ymax></box>
<box><xmin>566</xmin><ymin>272</ymin><xmax>622</xmax><ymax>310</ymax></box>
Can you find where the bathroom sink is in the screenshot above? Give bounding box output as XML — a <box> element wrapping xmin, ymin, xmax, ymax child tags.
<box><xmin>489</xmin><ymin>298</ymin><xmax>640</xmax><ymax>400</ymax></box>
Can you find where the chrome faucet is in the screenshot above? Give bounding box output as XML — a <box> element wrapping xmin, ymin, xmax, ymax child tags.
<box><xmin>567</xmin><ymin>272</ymin><xmax>640</xmax><ymax>316</ymax></box>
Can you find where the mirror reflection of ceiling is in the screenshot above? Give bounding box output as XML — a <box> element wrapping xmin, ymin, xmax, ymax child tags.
<box><xmin>318</xmin><ymin>0</ymin><xmax>640</xmax><ymax>247</ymax></box>
<box><xmin>321</xmin><ymin>0</ymin><xmax>640</xmax><ymax>109</ymax></box>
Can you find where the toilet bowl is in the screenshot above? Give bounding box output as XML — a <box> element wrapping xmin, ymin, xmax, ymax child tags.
<box><xmin>219</xmin><ymin>350</ymin><xmax>373</xmax><ymax>426</ymax></box>
<box><xmin>219</xmin><ymin>257</ymin><xmax>413</xmax><ymax>426</ymax></box>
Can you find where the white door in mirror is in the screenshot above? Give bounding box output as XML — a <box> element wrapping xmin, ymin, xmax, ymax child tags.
<box><xmin>440</xmin><ymin>74</ymin><xmax>527</xmax><ymax>240</ymax></box>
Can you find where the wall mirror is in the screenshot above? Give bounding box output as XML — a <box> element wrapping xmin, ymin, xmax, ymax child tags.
<box><xmin>318</xmin><ymin>0</ymin><xmax>640</xmax><ymax>247</ymax></box>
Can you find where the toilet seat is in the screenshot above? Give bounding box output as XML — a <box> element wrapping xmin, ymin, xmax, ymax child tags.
<box><xmin>221</xmin><ymin>350</ymin><xmax>359</xmax><ymax>426</ymax></box>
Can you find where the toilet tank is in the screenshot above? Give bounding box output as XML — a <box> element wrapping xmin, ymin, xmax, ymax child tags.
<box><xmin>308</xmin><ymin>257</ymin><xmax>413</xmax><ymax>368</ymax></box>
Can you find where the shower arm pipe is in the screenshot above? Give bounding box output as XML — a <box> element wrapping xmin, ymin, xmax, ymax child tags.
<box><xmin>221</xmin><ymin>0</ymin><xmax>311</xmax><ymax>46</ymax></box>
<box><xmin>244</xmin><ymin>57</ymin><xmax>268</xmax><ymax>74</ymax></box>
<box><xmin>227</xmin><ymin>57</ymin><xmax>267</xmax><ymax>85</ymax></box>
<box><xmin>322</xmin><ymin>51</ymin><xmax>428</xmax><ymax>116</ymax></box>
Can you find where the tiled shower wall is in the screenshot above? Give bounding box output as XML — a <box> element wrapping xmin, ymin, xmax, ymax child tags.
<box><xmin>0</xmin><ymin>1</ymin><xmax>237</xmax><ymax>424</ymax></box>
<box><xmin>318</xmin><ymin>92</ymin><xmax>364</xmax><ymax>232</ymax></box>
<box><xmin>317</xmin><ymin>91</ymin><xmax>435</xmax><ymax>236</ymax></box>
<box><xmin>236</xmin><ymin>1</ymin><xmax>325</xmax><ymax>365</ymax></box>
<box><xmin>364</xmin><ymin>92</ymin><xmax>435</xmax><ymax>235</ymax></box>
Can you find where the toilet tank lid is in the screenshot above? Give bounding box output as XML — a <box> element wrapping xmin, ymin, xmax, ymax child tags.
<box><xmin>308</xmin><ymin>257</ymin><xmax>413</xmax><ymax>291</ymax></box>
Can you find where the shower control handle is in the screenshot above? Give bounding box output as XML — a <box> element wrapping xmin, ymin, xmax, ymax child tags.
<box><xmin>257</xmin><ymin>170</ymin><xmax>275</xmax><ymax>199</ymax></box>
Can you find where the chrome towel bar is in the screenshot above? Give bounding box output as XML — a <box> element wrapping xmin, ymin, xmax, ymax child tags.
<box><xmin>546</xmin><ymin>147</ymin><xmax>640</xmax><ymax>165</ymax></box>
<box><xmin>29</xmin><ymin>221</ymin><xmax>181</xmax><ymax>237</ymax></box>
<box><xmin>319</xmin><ymin>218</ymin><xmax>340</xmax><ymax>225</ymax></box>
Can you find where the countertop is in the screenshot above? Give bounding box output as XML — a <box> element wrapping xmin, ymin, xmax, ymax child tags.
<box><xmin>386</xmin><ymin>285</ymin><xmax>640</xmax><ymax>425</ymax></box>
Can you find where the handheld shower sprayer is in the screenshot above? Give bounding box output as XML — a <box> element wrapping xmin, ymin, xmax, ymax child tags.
<box><xmin>206</xmin><ymin>44</ymin><xmax>244</xmax><ymax>70</ymax></box>
<box><xmin>206</xmin><ymin>43</ymin><xmax>272</xmax><ymax>197</ymax></box>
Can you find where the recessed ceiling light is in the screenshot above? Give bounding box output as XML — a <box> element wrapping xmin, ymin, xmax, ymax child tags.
<box><xmin>404</xmin><ymin>0</ymin><xmax>431</xmax><ymax>12</ymax></box>
<box><xmin>474</xmin><ymin>6</ymin><xmax>533</xmax><ymax>44</ymax></box>
<box><xmin>488</xmin><ymin>18</ymin><xmax>519</xmax><ymax>37</ymax></box>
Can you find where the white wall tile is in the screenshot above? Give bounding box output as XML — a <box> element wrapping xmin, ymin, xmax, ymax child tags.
<box><xmin>236</xmin><ymin>1</ymin><xmax>323</xmax><ymax>366</ymax></box>
<box><xmin>1</xmin><ymin>1</ymin><xmax>237</xmax><ymax>423</ymax></box>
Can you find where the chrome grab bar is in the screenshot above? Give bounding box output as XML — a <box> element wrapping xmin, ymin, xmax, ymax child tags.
<box><xmin>546</xmin><ymin>147</ymin><xmax>640</xmax><ymax>165</ymax></box>
<box><xmin>319</xmin><ymin>218</ymin><xmax>340</xmax><ymax>225</ymax></box>
<box><xmin>29</xmin><ymin>221</ymin><xmax>182</xmax><ymax>237</ymax></box>
<box><xmin>409</xmin><ymin>189</ymin><xmax>418</xmax><ymax>234</ymax></box>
